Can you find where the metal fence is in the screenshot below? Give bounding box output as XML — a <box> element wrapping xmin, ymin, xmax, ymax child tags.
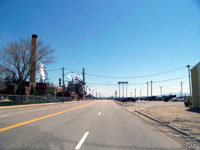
<box><xmin>0</xmin><ymin>94</ymin><xmax>71</xmax><ymax>105</ymax></box>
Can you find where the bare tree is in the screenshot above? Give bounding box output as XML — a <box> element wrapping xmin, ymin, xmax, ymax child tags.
<box><xmin>0</xmin><ymin>38</ymin><xmax>55</xmax><ymax>94</ymax></box>
<box><xmin>0</xmin><ymin>75</ymin><xmax>6</xmax><ymax>91</ymax></box>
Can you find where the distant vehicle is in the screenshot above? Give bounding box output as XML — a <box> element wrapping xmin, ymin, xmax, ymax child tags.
<box><xmin>154</xmin><ymin>97</ymin><xmax>163</xmax><ymax>101</ymax></box>
<box><xmin>148</xmin><ymin>96</ymin><xmax>157</xmax><ymax>101</ymax></box>
<box><xmin>184</xmin><ymin>95</ymin><xmax>192</xmax><ymax>107</ymax></box>
<box><xmin>171</xmin><ymin>97</ymin><xmax>184</xmax><ymax>102</ymax></box>
<box><xmin>170</xmin><ymin>97</ymin><xmax>177</xmax><ymax>101</ymax></box>
<box><xmin>140</xmin><ymin>97</ymin><xmax>145</xmax><ymax>100</ymax></box>
<box><xmin>163</xmin><ymin>95</ymin><xmax>176</xmax><ymax>102</ymax></box>
<box><xmin>127</xmin><ymin>97</ymin><xmax>137</xmax><ymax>102</ymax></box>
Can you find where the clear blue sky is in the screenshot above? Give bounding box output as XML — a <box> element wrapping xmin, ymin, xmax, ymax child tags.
<box><xmin>0</xmin><ymin>0</ymin><xmax>200</xmax><ymax>96</ymax></box>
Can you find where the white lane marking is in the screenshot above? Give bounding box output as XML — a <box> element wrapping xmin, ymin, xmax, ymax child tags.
<box><xmin>0</xmin><ymin>115</ymin><xmax>8</xmax><ymax>118</ymax></box>
<box><xmin>75</xmin><ymin>132</ymin><xmax>89</xmax><ymax>150</ymax></box>
<box><xmin>41</xmin><ymin>108</ymin><xmax>49</xmax><ymax>110</ymax></box>
<box><xmin>98</xmin><ymin>112</ymin><xmax>101</xmax><ymax>116</ymax></box>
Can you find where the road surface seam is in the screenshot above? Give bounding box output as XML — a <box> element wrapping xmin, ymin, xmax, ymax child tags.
<box><xmin>0</xmin><ymin>101</ymin><xmax>98</xmax><ymax>133</ymax></box>
<box><xmin>75</xmin><ymin>132</ymin><xmax>89</xmax><ymax>149</ymax></box>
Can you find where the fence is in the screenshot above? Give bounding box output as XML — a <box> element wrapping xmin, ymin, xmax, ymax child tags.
<box><xmin>0</xmin><ymin>94</ymin><xmax>71</xmax><ymax>105</ymax></box>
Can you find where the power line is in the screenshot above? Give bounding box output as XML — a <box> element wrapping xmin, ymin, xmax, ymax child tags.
<box><xmin>64</xmin><ymin>68</ymin><xmax>82</xmax><ymax>74</ymax></box>
<box><xmin>64</xmin><ymin>66</ymin><xmax>186</xmax><ymax>79</ymax></box>
<box><xmin>46</xmin><ymin>68</ymin><xmax>62</xmax><ymax>72</ymax></box>
<box><xmin>86</xmin><ymin>76</ymin><xmax>188</xmax><ymax>86</ymax></box>
<box><xmin>153</xmin><ymin>76</ymin><xmax>187</xmax><ymax>83</ymax></box>
<box><xmin>87</xmin><ymin>83</ymin><xmax>117</xmax><ymax>85</ymax></box>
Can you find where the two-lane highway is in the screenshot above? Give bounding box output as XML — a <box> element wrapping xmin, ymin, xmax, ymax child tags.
<box><xmin>0</xmin><ymin>100</ymin><xmax>181</xmax><ymax>150</ymax></box>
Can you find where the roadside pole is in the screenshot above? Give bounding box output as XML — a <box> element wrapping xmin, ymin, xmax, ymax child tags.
<box><xmin>147</xmin><ymin>82</ymin><xmax>149</xmax><ymax>97</ymax></box>
<box><xmin>160</xmin><ymin>87</ymin><xmax>162</xmax><ymax>96</ymax></box>
<box><xmin>62</xmin><ymin>67</ymin><xmax>64</xmax><ymax>103</ymax></box>
<box><xmin>135</xmin><ymin>89</ymin><xmax>136</xmax><ymax>98</ymax></box>
<box><xmin>180</xmin><ymin>82</ymin><xmax>183</xmax><ymax>97</ymax></box>
<box><xmin>150</xmin><ymin>81</ymin><xmax>153</xmax><ymax>96</ymax></box>
<box><xmin>187</xmin><ymin>65</ymin><xmax>191</xmax><ymax>95</ymax></box>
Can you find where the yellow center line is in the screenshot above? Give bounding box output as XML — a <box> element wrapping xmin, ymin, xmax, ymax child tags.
<box><xmin>0</xmin><ymin>101</ymin><xmax>98</xmax><ymax>133</ymax></box>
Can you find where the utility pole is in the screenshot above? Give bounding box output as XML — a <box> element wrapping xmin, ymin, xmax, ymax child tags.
<box><xmin>122</xmin><ymin>84</ymin><xmax>124</xmax><ymax>98</ymax></box>
<box><xmin>130</xmin><ymin>92</ymin><xmax>132</xmax><ymax>97</ymax></box>
<box><xmin>115</xmin><ymin>90</ymin><xmax>117</xmax><ymax>99</ymax></box>
<box><xmin>187</xmin><ymin>65</ymin><xmax>191</xmax><ymax>95</ymax></box>
<box><xmin>62</xmin><ymin>67</ymin><xmax>64</xmax><ymax>103</ymax></box>
<box><xmin>135</xmin><ymin>89</ymin><xmax>136</xmax><ymax>98</ymax></box>
<box><xmin>140</xmin><ymin>91</ymin><xmax>142</xmax><ymax>97</ymax></box>
<box><xmin>180</xmin><ymin>82</ymin><xmax>183</xmax><ymax>96</ymax></box>
<box><xmin>82</xmin><ymin>68</ymin><xmax>85</xmax><ymax>83</ymax></box>
<box><xmin>96</xmin><ymin>91</ymin><xmax>97</xmax><ymax>98</ymax></box>
<box><xmin>150</xmin><ymin>81</ymin><xmax>153</xmax><ymax>96</ymax></box>
<box><xmin>126</xmin><ymin>84</ymin><xmax>128</xmax><ymax>98</ymax></box>
<box><xmin>118</xmin><ymin>84</ymin><xmax>120</xmax><ymax>98</ymax></box>
<box><xmin>160</xmin><ymin>86</ymin><xmax>162</xmax><ymax>96</ymax></box>
<box><xmin>147</xmin><ymin>82</ymin><xmax>149</xmax><ymax>97</ymax></box>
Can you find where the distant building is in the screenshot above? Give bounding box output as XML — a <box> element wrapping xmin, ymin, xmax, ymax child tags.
<box><xmin>0</xmin><ymin>34</ymin><xmax>86</xmax><ymax>100</ymax></box>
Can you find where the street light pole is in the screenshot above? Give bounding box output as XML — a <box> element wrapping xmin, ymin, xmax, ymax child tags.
<box><xmin>187</xmin><ymin>65</ymin><xmax>191</xmax><ymax>95</ymax></box>
<box><xmin>122</xmin><ymin>84</ymin><xmax>124</xmax><ymax>98</ymax></box>
<box><xmin>180</xmin><ymin>82</ymin><xmax>183</xmax><ymax>96</ymax></box>
<box><xmin>160</xmin><ymin>86</ymin><xmax>162</xmax><ymax>96</ymax></box>
<box><xmin>119</xmin><ymin>84</ymin><xmax>120</xmax><ymax>98</ymax></box>
<box><xmin>150</xmin><ymin>81</ymin><xmax>153</xmax><ymax>96</ymax></box>
<box><xmin>126</xmin><ymin>84</ymin><xmax>128</xmax><ymax>98</ymax></box>
<box><xmin>135</xmin><ymin>89</ymin><xmax>136</xmax><ymax>98</ymax></box>
<box><xmin>62</xmin><ymin>67</ymin><xmax>64</xmax><ymax>103</ymax></box>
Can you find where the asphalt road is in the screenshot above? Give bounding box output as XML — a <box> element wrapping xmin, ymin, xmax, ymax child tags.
<box><xmin>0</xmin><ymin>100</ymin><xmax>181</xmax><ymax>150</ymax></box>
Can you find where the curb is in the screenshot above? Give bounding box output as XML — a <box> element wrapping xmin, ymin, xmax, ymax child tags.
<box><xmin>135</xmin><ymin>110</ymin><xmax>200</xmax><ymax>143</ymax></box>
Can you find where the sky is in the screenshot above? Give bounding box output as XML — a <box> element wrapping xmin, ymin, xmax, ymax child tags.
<box><xmin>0</xmin><ymin>0</ymin><xmax>200</xmax><ymax>97</ymax></box>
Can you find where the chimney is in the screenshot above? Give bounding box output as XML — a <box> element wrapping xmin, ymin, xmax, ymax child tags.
<box><xmin>82</xmin><ymin>68</ymin><xmax>85</xmax><ymax>83</ymax></box>
<box><xmin>59</xmin><ymin>78</ymin><xmax>61</xmax><ymax>87</ymax></box>
<box><xmin>30</xmin><ymin>34</ymin><xmax>37</xmax><ymax>83</ymax></box>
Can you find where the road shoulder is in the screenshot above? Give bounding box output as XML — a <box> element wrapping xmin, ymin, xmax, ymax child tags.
<box><xmin>114</xmin><ymin>100</ymin><xmax>200</xmax><ymax>150</ymax></box>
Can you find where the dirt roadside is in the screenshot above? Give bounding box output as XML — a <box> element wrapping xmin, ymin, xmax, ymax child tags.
<box><xmin>115</xmin><ymin>100</ymin><xmax>200</xmax><ymax>150</ymax></box>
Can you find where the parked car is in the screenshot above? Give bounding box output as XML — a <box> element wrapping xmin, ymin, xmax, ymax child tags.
<box><xmin>154</xmin><ymin>97</ymin><xmax>163</xmax><ymax>101</ymax></box>
<box><xmin>170</xmin><ymin>97</ymin><xmax>177</xmax><ymax>101</ymax></box>
<box><xmin>148</xmin><ymin>96</ymin><xmax>157</xmax><ymax>101</ymax></box>
<box><xmin>184</xmin><ymin>95</ymin><xmax>192</xmax><ymax>107</ymax></box>
<box><xmin>127</xmin><ymin>97</ymin><xmax>137</xmax><ymax>102</ymax></box>
<box><xmin>163</xmin><ymin>95</ymin><xmax>176</xmax><ymax>102</ymax></box>
<box><xmin>171</xmin><ymin>96</ymin><xmax>185</xmax><ymax>102</ymax></box>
